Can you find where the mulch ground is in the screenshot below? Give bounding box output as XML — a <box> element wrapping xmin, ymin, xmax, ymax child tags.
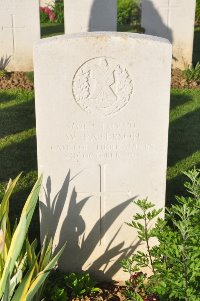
<box><xmin>0</xmin><ymin>69</ymin><xmax>200</xmax><ymax>91</ymax></box>
<box><xmin>171</xmin><ymin>68</ymin><xmax>200</xmax><ymax>89</ymax></box>
<box><xmin>73</xmin><ymin>283</ymin><xmax>126</xmax><ymax>301</ymax></box>
<box><xmin>0</xmin><ymin>71</ymin><xmax>34</xmax><ymax>90</ymax></box>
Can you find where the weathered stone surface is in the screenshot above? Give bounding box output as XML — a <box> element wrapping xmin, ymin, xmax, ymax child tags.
<box><xmin>34</xmin><ymin>32</ymin><xmax>172</xmax><ymax>281</ymax></box>
<box><xmin>64</xmin><ymin>0</ymin><xmax>117</xmax><ymax>33</ymax></box>
<box><xmin>0</xmin><ymin>0</ymin><xmax>40</xmax><ymax>71</ymax></box>
<box><xmin>141</xmin><ymin>0</ymin><xmax>196</xmax><ymax>69</ymax></box>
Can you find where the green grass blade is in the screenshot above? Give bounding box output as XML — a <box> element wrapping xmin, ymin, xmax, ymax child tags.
<box><xmin>2</xmin><ymin>275</ymin><xmax>9</xmax><ymax>301</ymax></box>
<box><xmin>25</xmin><ymin>244</ymin><xmax>66</xmax><ymax>301</ymax></box>
<box><xmin>9</xmin><ymin>269</ymin><xmax>23</xmax><ymax>299</ymax></box>
<box><xmin>0</xmin><ymin>174</ymin><xmax>21</xmax><ymax>218</ymax></box>
<box><xmin>12</xmin><ymin>265</ymin><xmax>35</xmax><ymax>301</ymax></box>
<box><xmin>0</xmin><ymin>215</ymin><xmax>26</xmax><ymax>298</ymax></box>
<box><xmin>21</xmin><ymin>175</ymin><xmax>43</xmax><ymax>233</ymax></box>
<box><xmin>39</xmin><ymin>237</ymin><xmax>53</xmax><ymax>271</ymax></box>
<box><xmin>26</xmin><ymin>239</ymin><xmax>39</xmax><ymax>278</ymax></box>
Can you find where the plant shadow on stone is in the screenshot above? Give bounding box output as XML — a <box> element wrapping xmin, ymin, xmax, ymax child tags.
<box><xmin>40</xmin><ymin>170</ymin><xmax>140</xmax><ymax>281</ymax></box>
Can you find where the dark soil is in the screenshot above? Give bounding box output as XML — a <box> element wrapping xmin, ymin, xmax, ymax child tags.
<box><xmin>0</xmin><ymin>69</ymin><xmax>200</xmax><ymax>91</ymax></box>
<box><xmin>72</xmin><ymin>283</ymin><xmax>126</xmax><ymax>301</ymax></box>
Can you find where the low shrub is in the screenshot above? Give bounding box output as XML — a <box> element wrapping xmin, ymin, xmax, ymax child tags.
<box><xmin>0</xmin><ymin>70</ymin><xmax>6</xmax><ymax>78</ymax></box>
<box><xmin>65</xmin><ymin>272</ymin><xmax>100</xmax><ymax>299</ymax></box>
<box><xmin>53</xmin><ymin>0</ymin><xmax>64</xmax><ymax>24</ymax></box>
<box><xmin>40</xmin><ymin>6</ymin><xmax>56</xmax><ymax>23</ymax></box>
<box><xmin>117</xmin><ymin>0</ymin><xmax>140</xmax><ymax>26</ymax></box>
<box><xmin>121</xmin><ymin>168</ymin><xmax>200</xmax><ymax>300</ymax></box>
<box><xmin>183</xmin><ymin>62</ymin><xmax>200</xmax><ymax>84</ymax></box>
<box><xmin>44</xmin><ymin>271</ymin><xmax>99</xmax><ymax>300</ymax></box>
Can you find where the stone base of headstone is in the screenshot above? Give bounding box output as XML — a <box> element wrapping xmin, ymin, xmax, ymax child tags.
<box><xmin>141</xmin><ymin>0</ymin><xmax>196</xmax><ymax>69</ymax></box>
<box><xmin>34</xmin><ymin>32</ymin><xmax>172</xmax><ymax>281</ymax></box>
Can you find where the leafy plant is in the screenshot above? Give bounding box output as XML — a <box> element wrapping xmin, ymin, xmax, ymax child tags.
<box><xmin>43</xmin><ymin>270</ymin><xmax>68</xmax><ymax>301</ymax></box>
<box><xmin>40</xmin><ymin>1</ymin><xmax>64</xmax><ymax>24</ymax></box>
<box><xmin>0</xmin><ymin>70</ymin><xmax>6</xmax><ymax>78</ymax></box>
<box><xmin>65</xmin><ymin>272</ymin><xmax>100</xmax><ymax>299</ymax></box>
<box><xmin>45</xmin><ymin>285</ymin><xmax>67</xmax><ymax>301</ymax></box>
<box><xmin>40</xmin><ymin>6</ymin><xmax>56</xmax><ymax>23</ymax></box>
<box><xmin>0</xmin><ymin>174</ymin><xmax>65</xmax><ymax>300</ymax></box>
<box><xmin>121</xmin><ymin>168</ymin><xmax>200</xmax><ymax>301</ymax></box>
<box><xmin>183</xmin><ymin>62</ymin><xmax>200</xmax><ymax>84</ymax></box>
<box><xmin>26</xmin><ymin>72</ymin><xmax>34</xmax><ymax>83</ymax></box>
<box><xmin>52</xmin><ymin>0</ymin><xmax>64</xmax><ymax>24</ymax></box>
<box><xmin>117</xmin><ymin>0</ymin><xmax>140</xmax><ymax>26</ymax></box>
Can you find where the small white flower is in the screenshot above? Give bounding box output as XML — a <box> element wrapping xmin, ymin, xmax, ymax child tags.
<box><xmin>0</xmin><ymin>230</ymin><xmax>5</xmax><ymax>253</ymax></box>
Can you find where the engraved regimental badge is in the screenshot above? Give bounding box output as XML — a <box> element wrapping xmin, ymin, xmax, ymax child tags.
<box><xmin>72</xmin><ymin>57</ymin><xmax>133</xmax><ymax>117</ymax></box>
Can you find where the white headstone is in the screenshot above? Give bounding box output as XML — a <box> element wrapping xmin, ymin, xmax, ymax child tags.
<box><xmin>34</xmin><ymin>32</ymin><xmax>172</xmax><ymax>281</ymax></box>
<box><xmin>141</xmin><ymin>0</ymin><xmax>196</xmax><ymax>69</ymax></box>
<box><xmin>64</xmin><ymin>0</ymin><xmax>117</xmax><ymax>33</ymax></box>
<box><xmin>40</xmin><ymin>0</ymin><xmax>55</xmax><ymax>7</ymax></box>
<box><xmin>0</xmin><ymin>0</ymin><xmax>40</xmax><ymax>72</ymax></box>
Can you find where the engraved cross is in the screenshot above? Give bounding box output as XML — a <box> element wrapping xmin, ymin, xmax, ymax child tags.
<box><xmin>156</xmin><ymin>1</ymin><xmax>179</xmax><ymax>35</ymax></box>
<box><xmin>2</xmin><ymin>14</ymin><xmax>24</xmax><ymax>54</ymax></box>
<box><xmin>158</xmin><ymin>0</ymin><xmax>179</xmax><ymax>9</ymax></box>
<box><xmin>76</xmin><ymin>164</ymin><xmax>132</xmax><ymax>244</ymax></box>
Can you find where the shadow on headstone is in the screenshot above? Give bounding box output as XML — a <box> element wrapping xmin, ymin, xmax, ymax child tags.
<box><xmin>0</xmin><ymin>56</ymin><xmax>11</xmax><ymax>70</ymax></box>
<box><xmin>142</xmin><ymin>0</ymin><xmax>173</xmax><ymax>43</ymax></box>
<box><xmin>89</xmin><ymin>0</ymin><xmax>117</xmax><ymax>32</ymax></box>
<box><xmin>40</xmin><ymin>170</ymin><xmax>139</xmax><ymax>280</ymax></box>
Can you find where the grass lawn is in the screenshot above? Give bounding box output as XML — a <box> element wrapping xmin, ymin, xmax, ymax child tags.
<box><xmin>166</xmin><ymin>89</ymin><xmax>200</xmax><ymax>205</ymax></box>
<box><xmin>41</xmin><ymin>23</ymin><xmax>64</xmax><ymax>38</ymax></box>
<box><xmin>0</xmin><ymin>89</ymin><xmax>38</xmax><ymax>239</ymax></box>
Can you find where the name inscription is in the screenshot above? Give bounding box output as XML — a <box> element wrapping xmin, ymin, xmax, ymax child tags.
<box><xmin>50</xmin><ymin>122</ymin><xmax>158</xmax><ymax>162</ymax></box>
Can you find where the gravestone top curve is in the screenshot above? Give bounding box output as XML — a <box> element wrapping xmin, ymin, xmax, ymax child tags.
<box><xmin>36</xmin><ymin>32</ymin><xmax>171</xmax><ymax>47</ymax></box>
